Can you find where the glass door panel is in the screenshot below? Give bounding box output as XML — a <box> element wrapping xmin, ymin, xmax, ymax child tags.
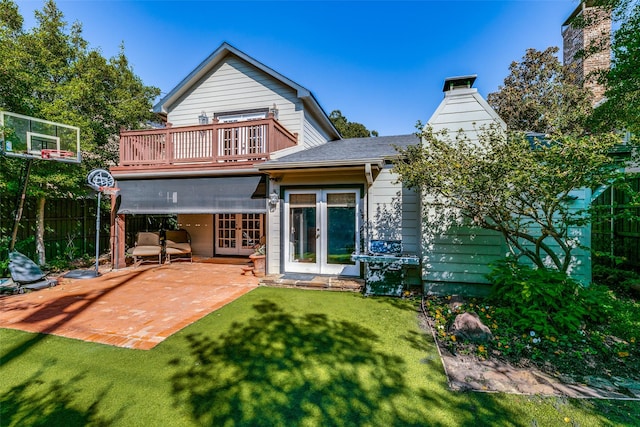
<box><xmin>241</xmin><ymin>213</ymin><xmax>263</xmax><ymax>250</ymax></box>
<box><xmin>326</xmin><ymin>193</ymin><xmax>356</xmax><ymax>265</ymax></box>
<box><xmin>289</xmin><ymin>193</ymin><xmax>318</xmax><ymax>266</ymax></box>
<box><xmin>216</xmin><ymin>214</ymin><xmax>237</xmax><ymax>255</ymax></box>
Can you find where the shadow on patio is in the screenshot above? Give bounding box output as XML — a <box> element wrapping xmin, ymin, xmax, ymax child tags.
<box><xmin>0</xmin><ymin>263</ymin><xmax>259</xmax><ymax>355</ymax></box>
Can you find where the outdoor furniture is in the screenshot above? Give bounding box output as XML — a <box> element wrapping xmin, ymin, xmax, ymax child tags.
<box><xmin>164</xmin><ymin>229</ymin><xmax>192</xmax><ymax>263</ymax></box>
<box><xmin>6</xmin><ymin>251</ymin><xmax>58</xmax><ymax>293</ymax></box>
<box><xmin>130</xmin><ymin>232</ymin><xmax>163</xmax><ymax>264</ymax></box>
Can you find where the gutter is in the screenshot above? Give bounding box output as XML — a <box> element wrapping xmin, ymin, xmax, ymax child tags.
<box><xmin>257</xmin><ymin>159</ymin><xmax>385</xmax><ymax>171</ymax></box>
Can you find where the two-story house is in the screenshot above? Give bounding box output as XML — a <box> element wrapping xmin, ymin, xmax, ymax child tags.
<box><xmin>111</xmin><ymin>42</ymin><xmax>341</xmax><ymax>264</ymax></box>
<box><xmin>110</xmin><ymin>42</ymin><xmax>591</xmax><ymax>295</ymax></box>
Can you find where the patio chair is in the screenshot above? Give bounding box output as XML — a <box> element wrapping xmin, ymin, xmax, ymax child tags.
<box><xmin>164</xmin><ymin>229</ymin><xmax>192</xmax><ymax>263</ymax></box>
<box><xmin>7</xmin><ymin>251</ymin><xmax>58</xmax><ymax>293</ymax></box>
<box><xmin>130</xmin><ymin>231</ymin><xmax>163</xmax><ymax>265</ymax></box>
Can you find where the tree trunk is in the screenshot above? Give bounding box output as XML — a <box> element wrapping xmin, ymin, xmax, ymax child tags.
<box><xmin>36</xmin><ymin>196</ymin><xmax>46</xmax><ymax>266</ymax></box>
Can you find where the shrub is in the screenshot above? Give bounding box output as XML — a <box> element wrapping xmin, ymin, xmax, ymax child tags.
<box><xmin>592</xmin><ymin>264</ymin><xmax>640</xmax><ymax>295</ymax></box>
<box><xmin>486</xmin><ymin>258</ymin><xmax>589</xmax><ymax>338</ymax></box>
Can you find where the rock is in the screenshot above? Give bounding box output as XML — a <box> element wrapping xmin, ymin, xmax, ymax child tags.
<box><xmin>449</xmin><ymin>312</ymin><xmax>493</xmax><ymax>343</ymax></box>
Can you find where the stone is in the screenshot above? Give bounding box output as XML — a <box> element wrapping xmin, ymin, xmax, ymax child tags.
<box><xmin>449</xmin><ymin>312</ymin><xmax>493</xmax><ymax>343</ymax></box>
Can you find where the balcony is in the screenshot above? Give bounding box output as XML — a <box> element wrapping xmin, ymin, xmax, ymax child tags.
<box><xmin>112</xmin><ymin>117</ymin><xmax>298</xmax><ymax>175</ymax></box>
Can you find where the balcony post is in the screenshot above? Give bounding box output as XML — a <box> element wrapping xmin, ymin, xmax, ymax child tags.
<box><xmin>212</xmin><ymin>119</ymin><xmax>219</xmax><ymax>162</ymax></box>
<box><xmin>267</xmin><ymin>118</ymin><xmax>275</xmax><ymax>152</ymax></box>
<box><xmin>166</xmin><ymin>127</ymin><xmax>174</xmax><ymax>165</ymax></box>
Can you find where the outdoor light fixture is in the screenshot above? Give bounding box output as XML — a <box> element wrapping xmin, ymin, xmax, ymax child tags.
<box><xmin>269</xmin><ymin>191</ymin><xmax>279</xmax><ymax>207</ymax></box>
<box><xmin>198</xmin><ymin>111</ymin><xmax>209</xmax><ymax>125</ymax></box>
<box><xmin>268</xmin><ymin>103</ymin><xmax>279</xmax><ymax>120</ymax></box>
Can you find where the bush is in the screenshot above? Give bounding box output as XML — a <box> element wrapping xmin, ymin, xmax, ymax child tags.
<box><xmin>422</xmin><ymin>260</ymin><xmax>640</xmax><ymax>379</ymax></box>
<box><xmin>592</xmin><ymin>264</ymin><xmax>640</xmax><ymax>295</ymax></box>
<box><xmin>486</xmin><ymin>258</ymin><xmax>591</xmax><ymax>338</ymax></box>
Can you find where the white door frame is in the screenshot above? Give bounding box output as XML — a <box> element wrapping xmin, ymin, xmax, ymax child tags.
<box><xmin>283</xmin><ymin>189</ymin><xmax>360</xmax><ymax>275</ymax></box>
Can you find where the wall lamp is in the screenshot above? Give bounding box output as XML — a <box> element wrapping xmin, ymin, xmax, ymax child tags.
<box><xmin>269</xmin><ymin>191</ymin><xmax>279</xmax><ymax>207</ymax></box>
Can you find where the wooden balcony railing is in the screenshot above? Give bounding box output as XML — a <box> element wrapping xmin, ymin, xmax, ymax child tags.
<box><xmin>117</xmin><ymin>117</ymin><xmax>298</xmax><ymax>169</ymax></box>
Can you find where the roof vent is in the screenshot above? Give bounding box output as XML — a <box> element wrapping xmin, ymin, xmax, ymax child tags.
<box><xmin>443</xmin><ymin>75</ymin><xmax>477</xmax><ymax>92</ymax></box>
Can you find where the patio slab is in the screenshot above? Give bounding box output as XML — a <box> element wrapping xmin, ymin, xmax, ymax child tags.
<box><xmin>0</xmin><ymin>263</ymin><xmax>259</xmax><ymax>350</ymax></box>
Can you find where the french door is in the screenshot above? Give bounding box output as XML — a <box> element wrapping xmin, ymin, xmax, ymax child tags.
<box><xmin>215</xmin><ymin>213</ymin><xmax>263</xmax><ymax>256</ymax></box>
<box><xmin>284</xmin><ymin>189</ymin><xmax>360</xmax><ymax>275</ymax></box>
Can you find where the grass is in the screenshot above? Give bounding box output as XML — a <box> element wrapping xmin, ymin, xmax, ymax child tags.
<box><xmin>1</xmin><ymin>287</ymin><xmax>639</xmax><ymax>426</ymax></box>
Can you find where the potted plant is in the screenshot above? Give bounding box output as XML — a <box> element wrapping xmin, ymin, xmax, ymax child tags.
<box><xmin>249</xmin><ymin>237</ymin><xmax>266</xmax><ymax>277</ymax></box>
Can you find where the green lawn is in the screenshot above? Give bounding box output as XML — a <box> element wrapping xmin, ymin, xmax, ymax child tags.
<box><xmin>1</xmin><ymin>287</ymin><xmax>638</xmax><ymax>426</ymax></box>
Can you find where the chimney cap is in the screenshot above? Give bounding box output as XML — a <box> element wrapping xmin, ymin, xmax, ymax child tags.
<box><xmin>443</xmin><ymin>75</ymin><xmax>477</xmax><ymax>92</ymax></box>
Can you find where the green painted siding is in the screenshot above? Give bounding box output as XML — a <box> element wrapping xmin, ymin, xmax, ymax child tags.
<box><xmin>423</xmin><ymin>85</ymin><xmax>592</xmax><ymax>292</ymax></box>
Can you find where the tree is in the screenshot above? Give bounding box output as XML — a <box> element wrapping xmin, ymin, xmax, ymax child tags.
<box><xmin>393</xmin><ymin>126</ymin><xmax>624</xmax><ymax>273</ymax></box>
<box><xmin>329</xmin><ymin>110</ymin><xmax>378</xmax><ymax>138</ymax></box>
<box><xmin>0</xmin><ymin>0</ymin><xmax>159</xmax><ymax>264</ymax></box>
<box><xmin>589</xmin><ymin>1</ymin><xmax>640</xmax><ymax>134</ymax></box>
<box><xmin>487</xmin><ymin>47</ymin><xmax>593</xmax><ymax>135</ymax></box>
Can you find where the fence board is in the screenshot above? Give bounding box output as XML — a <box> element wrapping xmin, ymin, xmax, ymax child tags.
<box><xmin>0</xmin><ymin>195</ymin><xmax>109</xmax><ymax>265</ymax></box>
<box><xmin>591</xmin><ymin>176</ymin><xmax>640</xmax><ymax>269</ymax></box>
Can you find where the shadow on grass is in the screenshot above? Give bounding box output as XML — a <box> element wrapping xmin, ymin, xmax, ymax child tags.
<box><xmin>170</xmin><ymin>299</ymin><xmax>414</xmax><ymax>425</ymax></box>
<box><xmin>0</xmin><ymin>361</ymin><xmax>119</xmax><ymax>427</ymax></box>
<box><xmin>169</xmin><ymin>299</ymin><xmax>530</xmax><ymax>426</ymax></box>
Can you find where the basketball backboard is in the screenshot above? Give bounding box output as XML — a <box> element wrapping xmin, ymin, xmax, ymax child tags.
<box><xmin>0</xmin><ymin>111</ymin><xmax>81</xmax><ymax>163</ymax></box>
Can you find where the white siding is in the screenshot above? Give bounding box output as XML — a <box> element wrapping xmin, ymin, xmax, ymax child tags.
<box><xmin>424</xmin><ymin>88</ymin><xmax>508</xmax><ymax>288</ymax></box>
<box><xmin>428</xmin><ymin>88</ymin><xmax>506</xmax><ymax>144</ymax></box>
<box><xmin>367</xmin><ymin>167</ymin><xmax>420</xmax><ymax>254</ymax></box>
<box><xmin>167</xmin><ymin>56</ymin><xmax>303</xmax><ymax>139</ymax></box>
<box><xmin>266</xmin><ymin>183</ymin><xmax>282</xmax><ymax>274</ymax></box>
<box><xmin>302</xmin><ymin>113</ymin><xmax>334</xmax><ymax>149</ymax></box>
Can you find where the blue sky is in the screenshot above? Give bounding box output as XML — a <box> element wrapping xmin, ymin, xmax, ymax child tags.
<box><xmin>17</xmin><ymin>1</ymin><xmax>581</xmax><ymax>136</ymax></box>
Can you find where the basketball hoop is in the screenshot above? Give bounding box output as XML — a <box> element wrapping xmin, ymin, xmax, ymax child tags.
<box><xmin>41</xmin><ymin>149</ymin><xmax>75</xmax><ymax>160</ymax></box>
<box><xmin>87</xmin><ymin>168</ymin><xmax>115</xmax><ymax>191</ymax></box>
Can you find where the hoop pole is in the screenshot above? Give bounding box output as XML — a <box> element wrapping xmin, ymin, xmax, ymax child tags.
<box><xmin>95</xmin><ymin>191</ymin><xmax>101</xmax><ymax>276</ymax></box>
<box><xmin>10</xmin><ymin>158</ymin><xmax>33</xmax><ymax>252</ymax></box>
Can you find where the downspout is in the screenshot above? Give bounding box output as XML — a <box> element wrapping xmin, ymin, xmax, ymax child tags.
<box><xmin>364</xmin><ymin>163</ymin><xmax>374</xmax><ymax>256</ymax></box>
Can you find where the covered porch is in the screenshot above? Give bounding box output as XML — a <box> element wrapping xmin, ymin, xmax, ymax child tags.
<box><xmin>109</xmin><ymin>175</ymin><xmax>269</xmax><ymax>269</ymax></box>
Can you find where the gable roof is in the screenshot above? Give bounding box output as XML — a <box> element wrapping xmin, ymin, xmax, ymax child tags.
<box><xmin>152</xmin><ymin>42</ymin><xmax>340</xmax><ymax>139</ymax></box>
<box><xmin>427</xmin><ymin>86</ymin><xmax>506</xmax><ymax>133</ymax></box>
<box><xmin>258</xmin><ymin>134</ymin><xmax>419</xmax><ymax>170</ymax></box>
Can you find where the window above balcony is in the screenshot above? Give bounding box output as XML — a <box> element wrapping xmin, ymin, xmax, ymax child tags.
<box><xmin>215</xmin><ymin>108</ymin><xmax>269</xmax><ymax>123</ymax></box>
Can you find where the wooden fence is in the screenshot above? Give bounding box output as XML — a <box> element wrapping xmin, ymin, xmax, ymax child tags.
<box><xmin>1</xmin><ymin>193</ymin><xmax>179</xmax><ymax>267</ymax></box>
<box><xmin>591</xmin><ymin>176</ymin><xmax>640</xmax><ymax>269</ymax></box>
<box><xmin>0</xmin><ymin>195</ymin><xmax>110</xmax><ymax>264</ymax></box>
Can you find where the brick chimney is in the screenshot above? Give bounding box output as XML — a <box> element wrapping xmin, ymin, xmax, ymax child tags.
<box><xmin>561</xmin><ymin>0</ymin><xmax>611</xmax><ymax>106</ymax></box>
